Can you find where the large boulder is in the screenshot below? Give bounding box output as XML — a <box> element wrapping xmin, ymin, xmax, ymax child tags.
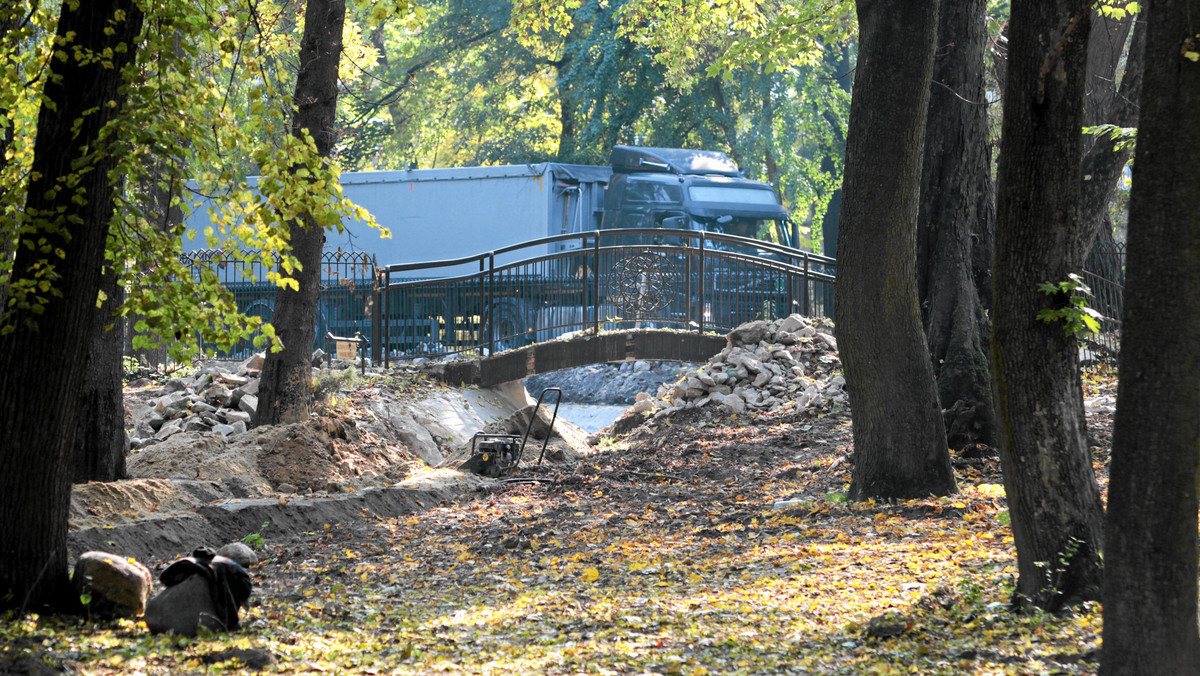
<box><xmin>71</xmin><ymin>551</ymin><xmax>153</xmax><ymax>619</ymax></box>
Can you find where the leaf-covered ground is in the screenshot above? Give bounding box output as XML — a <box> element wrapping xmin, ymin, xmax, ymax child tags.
<box><xmin>2</xmin><ymin>367</ymin><xmax>1119</xmax><ymax>675</ymax></box>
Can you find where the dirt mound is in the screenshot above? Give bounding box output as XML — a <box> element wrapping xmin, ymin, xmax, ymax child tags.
<box><xmin>70</xmin><ymin>479</ymin><xmax>235</xmax><ymax>530</ymax></box>
<box><xmin>256</xmin><ymin>416</ymin><xmax>417</xmax><ymax>491</ymax></box>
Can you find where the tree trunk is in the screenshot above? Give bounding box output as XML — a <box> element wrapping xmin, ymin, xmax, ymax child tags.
<box><xmin>1077</xmin><ymin>14</ymin><xmax>1144</xmax><ymax>258</ymax></box>
<box><xmin>74</xmin><ymin>264</ymin><xmax>128</xmax><ymax>483</ymax></box>
<box><xmin>835</xmin><ymin>0</ymin><xmax>956</xmax><ymax>501</ymax></box>
<box><xmin>0</xmin><ymin>0</ymin><xmax>143</xmax><ymax>613</ymax></box>
<box><xmin>1100</xmin><ymin>1</ymin><xmax>1200</xmax><ymax>671</ymax></box>
<box><xmin>991</xmin><ymin>0</ymin><xmax>1105</xmax><ymax>611</ymax></box>
<box><xmin>917</xmin><ymin>0</ymin><xmax>997</xmax><ymax>452</ymax></box>
<box><xmin>256</xmin><ymin>0</ymin><xmax>345</xmax><ymax>426</ymax></box>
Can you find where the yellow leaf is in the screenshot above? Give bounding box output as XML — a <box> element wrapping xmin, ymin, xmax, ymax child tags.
<box><xmin>582</xmin><ymin>567</ymin><xmax>600</xmax><ymax>582</ymax></box>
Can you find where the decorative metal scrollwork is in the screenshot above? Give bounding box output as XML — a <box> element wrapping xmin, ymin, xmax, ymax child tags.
<box><xmin>606</xmin><ymin>253</ymin><xmax>680</xmax><ymax>318</ymax></box>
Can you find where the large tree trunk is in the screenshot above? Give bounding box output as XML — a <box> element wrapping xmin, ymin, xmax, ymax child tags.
<box><xmin>1100</xmin><ymin>2</ymin><xmax>1200</xmax><ymax>671</ymax></box>
<box><xmin>256</xmin><ymin>0</ymin><xmax>346</xmax><ymax>426</ymax></box>
<box><xmin>835</xmin><ymin>0</ymin><xmax>956</xmax><ymax>501</ymax></box>
<box><xmin>991</xmin><ymin>0</ymin><xmax>1105</xmax><ymax>611</ymax></box>
<box><xmin>74</xmin><ymin>264</ymin><xmax>129</xmax><ymax>483</ymax></box>
<box><xmin>0</xmin><ymin>0</ymin><xmax>143</xmax><ymax>612</ymax></box>
<box><xmin>917</xmin><ymin>0</ymin><xmax>997</xmax><ymax>452</ymax></box>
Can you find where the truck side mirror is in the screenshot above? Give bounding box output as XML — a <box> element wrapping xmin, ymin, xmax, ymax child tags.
<box><xmin>716</xmin><ymin>215</ymin><xmax>733</xmax><ymax>225</ymax></box>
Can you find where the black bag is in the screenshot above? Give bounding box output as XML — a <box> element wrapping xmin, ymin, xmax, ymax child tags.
<box><xmin>160</xmin><ymin>547</ymin><xmax>253</xmax><ymax>630</ymax></box>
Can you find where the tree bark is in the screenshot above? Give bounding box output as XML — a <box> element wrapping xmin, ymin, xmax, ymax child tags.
<box><xmin>917</xmin><ymin>0</ymin><xmax>997</xmax><ymax>452</ymax></box>
<box><xmin>74</xmin><ymin>264</ymin><xmax>129</xmax><ymax>483</ymax></box>
<box><xmin>1077</xmin><ymin>13</ymin><xmax>1144</xmax><ymax>259</ymax></box>
<box><xmin>0</xmin><ymin>0</ymin><xmax>143</xmax><ymax>612</ymax></box>
<box><xmin>1100</xmin><ymin>1</ymin><xmax>1200</xmax><ymax>671</ymax></box>
<box><xmin>991</xmin><ymin>0</ymin><xmax>1105</xmax><ymax>611</ymax></box>
<box><xmin>256</xmin><ymin>0</ymin><xmax>345</xmax><ymax>426</ymax></box>
<box><xmin>836</xmin><ymin>0</ymin><xmax>956</xmax><ymax>501</ymax></box>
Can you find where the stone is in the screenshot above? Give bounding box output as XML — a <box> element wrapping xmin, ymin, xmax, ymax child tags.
<box><xmin>633</xmin><ymin>360</ymin><xmax>651</xmax><ymax>372</ymax></box>
<box><xmin>163</xmin><ymin>378</ymin><xmax>189</xmax><ymax>394</ymax></box>
<box><xmin>240</xmin><ymin>352</ymin><xmax>265</xmax><ymax>373</ymax></box>
<box><xmin>312</xmin><ymin>348</ymin><xmax>327</xmax><ymax>366</ymax></box>
<box><xmin>776</xmin><ymin>314</ymin><xmax>808</xmax><ymax>335</ymax></box>
<box><xmin>145</xmin><ymin>574</ymin><xmax>223</xmax><ymax>636</ymax></box>
<box><xmin>216</xmin><ymin>542</ymin><xmax>259</xmax><ymax>568</ymax></box>
<box><xmin>722</xmin><ymin>394</ymin><xmax>745</xmax><ymax>414</ymax></box>
<box><xmin>817</xmin><ymin>333</ymin><xmax>838</xmax><ymax>351</ymax></box>
<box><xmin>189</xmin><ymin>401</ymin><xmax>217</xmax><ymax>415</ymax></box>
<box><xmin>217</xmin><ymin>373</ymin><xmax>250</xmax><ymax>387</ymax></box>
<box><xmin>238</xmin><ymin>394</ymin><xmax>258</xmax><ymax>416</ymax></box>
<box><xmin>221</xmin><ymin>410</ymin><xmax>252</xmax><ymax>425</ymax></box>
<box><xmin>72</xmin><ymin>551</ymin><xmax>153</xmax><ymax>619</ymax></box>
<box><xmin>203</xmin><ymin>384</ymin><xmax>232</xmax><ymax>406</ymax></box>
<box><xmin>211</xmin><ymin>424</ymin><xmax>237</xmax><ymax>437</ymax></box>
<box><xmin>155</xmin><ymin>418</ymin><xmax>184</xmax><ymax>440</ymax></box>
<box><xmin>155</xmin><ymin>392</ymin><xmax>190</xmax><ymax>416</ymax></box>
<box><xmin>183</xmin><ymin>419</ymin><xmax>213</xmax><ymax>433</ymax></box>
<box><xmin>728</xmin><ymin>320</ymin><xmax>770</xmax><ymax>347</ymax></box>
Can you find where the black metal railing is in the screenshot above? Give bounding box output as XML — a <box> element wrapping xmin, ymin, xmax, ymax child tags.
<box><xmin>376</xmin><ymin>229</ymin><xmax>836</xmax><ymax>364</ymax></box>
<box><xmin>174</xmin><ymin>249</ymin><xmax>377</xmax><ymax>360</ymax></box>
<box><xmin>1081</xmin><ymin>241</ymin><xmax>1126</xmax><ymax>359</ymax></box>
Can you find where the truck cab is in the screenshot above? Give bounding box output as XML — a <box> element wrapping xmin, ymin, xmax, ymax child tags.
<box><xmin>600</xmin><ymin>146</ymin><xmax>792</xmax><ymax>250</ymax></box>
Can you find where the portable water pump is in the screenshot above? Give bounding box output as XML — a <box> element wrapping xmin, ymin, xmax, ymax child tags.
<box><xmin>463</xmin><ymin>388</ymin><xmax>562</xmax><ymax>478</ymax></box>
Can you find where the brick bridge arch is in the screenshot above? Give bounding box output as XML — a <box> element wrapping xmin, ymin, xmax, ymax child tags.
<box><xmin>421</xmin><ymin>329</ymin><xmax>727</xmax><ymax>388</ymax></box>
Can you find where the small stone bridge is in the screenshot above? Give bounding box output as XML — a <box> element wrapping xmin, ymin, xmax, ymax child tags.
<box><xmin>418</xmin><ymin>329</ymin><xmax>728</xmax><ymax>388</ymax></box>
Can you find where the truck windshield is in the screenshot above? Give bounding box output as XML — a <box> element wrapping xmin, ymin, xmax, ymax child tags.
<box><xmin>688</xmin><ymin>186</ymin><xmax>779</xmax><ymax>205</ymax></box>
<box><xmin>697</xmin><ymin>217</ymin><xmax>791</xmax><ymax>250</ymax></box>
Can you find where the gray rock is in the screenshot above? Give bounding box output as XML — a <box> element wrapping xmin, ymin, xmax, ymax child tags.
<box><xmin>312</xmin><ymin>348</ymin><xmax>326</xmax><ymax>366</ymax></box>
<box><xmin>221</xmin><ymin>410</ymin><xmax>253</xmax><ymax>425</ymax></box>
<box><xmin>203</xmin><ymin>384</ymin><xmax>232</xmax><ymax>406</ymax></box>
<box><xmin>633</xmin><ymin>360</ymin><xmax>651</xmax><ymax>372</ymax></box>
<box><xmin>216</xmin><ymin>542</ymin><xmax>259</xmax><ymax>568</ymax></box>
<box><xmin>728</xmin><ymin>320</ymin><xmax>770</xmax><ymax>347</ymax></box>
<box><xmin>211</xmin><ymin>424</ymin><xmax>237</xmax><ymax>437</ymax></box>
<box><xmin>189</xmin><ymin>401</ymin><xmax>217</xmax><ymax>415</ymax></box>
<box><xmin>776</xmin><ymin>314</ymin><xmax>809</xmax><ymax>335</ymax></box>
<box><xmin>155</xmin><ymin>392</ymin><xmax>190</xmax><ymax>416</ymax></box>
<box><xmin>722</xmin><ymin>394</ymin><xmax>746</xmax><ymax>414</ymax></box>
<box><xmin>237</xmin><ymin>394</ymin><xmax>258</xmax><ymax>416</ymax></box>
<box><xmin>155</xmin><ymin>418</ymin><xmax>184</xmax><ymax>440</ymax></box>
<box><xmin>239</xmin><ymin>352</ymin><xmax>265</xmax><ymax>374</ymax></box>
<box><xmin>145</xmin><ymin>574</ymin><xmax>224</xmax><ymax>636</ymax></box>
<box><xmin>163</xmin><ymin>378</ymin><xmax>189</xmax><ymax>394</ymax></box>
<box><xmin>183</xmin><ymin>419</ymin><xmax>212</xmax><ymax>433</ymax></box>
<box><xmin>72</xmin><ymin>551</ymin><xmax>153</xmax><ymax>619</ymax></box>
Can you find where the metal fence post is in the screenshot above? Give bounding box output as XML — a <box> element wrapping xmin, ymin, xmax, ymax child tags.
<box><xmin>371</xmin><ymin>267</ymin><xmax>382</xmax><ymax>367</ymax></box>
<box><xmin>698</xmin><ymin>234</ymin><xmax>707</xmax><ymax>334</ymax></box>
<box><xmin>487</xmin><ymin>253</ymin><xmax>496</xmax><ymax>356</ymax></box>
<box><xmin>802</xmin><ymin>253</ymin><xmax>810</xmax><ymax>317</ymax></box>
<box><xmin>591</xmin><ymin>231</ymin><xmax>601</xmax><ymax>335</ymax></box>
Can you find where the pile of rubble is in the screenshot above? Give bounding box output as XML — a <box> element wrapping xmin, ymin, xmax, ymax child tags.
<box><xmin>629</xmin><ymin>314</ymin><xmax>846</xmax><ymax>420</ymax></box>
<box><xmin>128</xmin><ymin>352</ymin><xmax>292</xmax><ymax>450</ymax></box>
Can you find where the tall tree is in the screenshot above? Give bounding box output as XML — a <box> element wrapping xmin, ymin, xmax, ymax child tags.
<box><xmin>1101</xmin><ymin>1</ymin><xmax>1200</xmax><ymax>671</ymax></box>
<box><xmin>256</xmin><ymin>0</ymin><xmax>347</xmax><ymax>425</ymax></box>
<box><xmin>0</xmin><ymin>0</ymin><xmax>144</xmax><ymax>611</ymax></box>
<box><xmin>835</xmin><ymin>0</ymin><xmax>956</xmax><ymax>500</ymax></box>
<box><xmin>991</xmin><ymin>0</ymin><xmax>1105</xmax><ymax>610</ymax></box>
<box><xmin>917</xmin><ymin>0</ymin><xmax>997</xmax><ymax>451</ymax></box>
